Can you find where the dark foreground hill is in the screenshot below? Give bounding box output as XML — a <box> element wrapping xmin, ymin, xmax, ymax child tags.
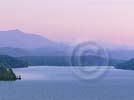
<box><xmin>19</xmin><ymin>55</ymin><xmax>124</xmax><ymax>66</ymax></box>
<box><xmin>0</xmin><ymin>55</ymin><xmax>28</xmax><ymax>68</ymax></box>
<box><xmin>115</xmin><ymin>58</ymin><xmax>134</xmax><ymax>70</ymax></box>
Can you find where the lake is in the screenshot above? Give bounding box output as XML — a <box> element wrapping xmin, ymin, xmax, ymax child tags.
<box><xmin>0</xmin><ymin>66</ymin><xmax>134</xmax><ymax>100</ymax></box>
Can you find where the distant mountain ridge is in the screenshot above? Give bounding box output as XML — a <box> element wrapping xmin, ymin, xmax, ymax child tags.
<box><xmin>0</xmin><ymin>29</ymin><xmax>134</xmax><ymax>60</ymax></box>
<box><xmin>0</xmin><ymin>47</ymin><xmax>32</xmax><ymax>57</ymax></box>
<box><xmin>0</xmin><ymin>29</ymin><xmax>134</xmax><ymax>70</ymax></box>
<box><xmin>0</xmin><ymin>30</ymin><xmax>54</xmax><ymax>49</ymax></box>
<box><xmin>19</xmin><ymin>55</ymin><xmax>124</xmax><ymax>66</ymax></box>
<box><xmin>0</xmin><ymin>55</ymin><xmax>28</xmax><ymax>68</ymax></box>
<box><xmin>0</xmin><ymin>30</ymin><xmax>71</xmax><ymax>56</ymax></box>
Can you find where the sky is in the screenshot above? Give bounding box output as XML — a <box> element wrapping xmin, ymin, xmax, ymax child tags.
<box><xmin>0</xmin><ymin>0</ymin><xmax>134</xmax><ymax>46</ymax></box>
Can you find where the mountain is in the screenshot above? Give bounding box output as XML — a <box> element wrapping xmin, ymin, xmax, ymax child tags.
<box><xmin>0</xmin><ymin>44</ymin><xmax>71</xmax><ymax>57</ymax></box>
<box><xmin>0</xmin><ymin>30</ymin><xmax>54</xmax><ymax>49</ymax></box>
<box><xmin>0</xmin><ymin>30</ymin><xmax>71</xmax><ymax>56</ymax></box>
<box><xmin>0</xmin><ymin>29</ymin><xmax>134</xmax><ymax>61</ymax></box>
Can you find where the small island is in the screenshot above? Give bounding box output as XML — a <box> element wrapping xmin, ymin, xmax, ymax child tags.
<box><xmin>0</xmin><ymin>55</ymin><xmax>26</xmax><ymax>81</ymax></box>
<box><xmin>0</xmin><ymin>64</ymin><xmax>17</xmax><ymax>81</ymax></box>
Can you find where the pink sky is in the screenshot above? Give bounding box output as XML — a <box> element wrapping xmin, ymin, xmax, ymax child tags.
<box><xmin>0</xmin><ymin>0</ymin><xmax>134</xmax><ymax>46</ymax></box>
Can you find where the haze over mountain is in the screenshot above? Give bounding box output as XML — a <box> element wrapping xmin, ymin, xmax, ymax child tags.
<box><xmin>0</xmin><ymin>47</ymin><xmax>32</xmax><ymax>57</ymax></box>
<box><xmin>108</xmin><ymin>49</ymin><xmax>134</xmax><ymax>60</ymax></box>
<box><xmin>0</xmin><ymin>30</ymin><xmax>54</xmax><ymax>49</ymax></box>
<box><xmin>0</xmin><ymin>30</ymin><xmax>71</xmax><ymax>56</ymax></box>
<box><xmin>0</xmin><ymin>30</ymin><xmax>134</xmax><ymax>60</ymax></box>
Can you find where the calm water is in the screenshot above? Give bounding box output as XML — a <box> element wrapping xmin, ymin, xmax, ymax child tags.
<box><xmin>0</xmin><ymin>66</ymin><xmax>134</xmax><ymax>100</ymax></box>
